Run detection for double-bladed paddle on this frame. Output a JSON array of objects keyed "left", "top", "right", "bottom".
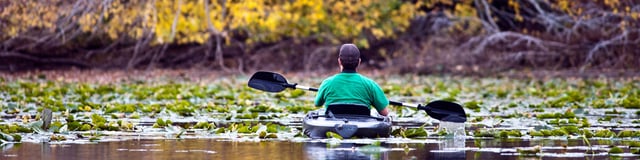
[{"left": 248, "top": 71, "right": 467, "bottom": 123}]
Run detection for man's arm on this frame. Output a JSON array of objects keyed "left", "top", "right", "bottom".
[
  {"left": 314, "top": 92, "right": 324, "bottom": 106},
  {"left": 370, "top": 81, "right": 390, "bottom": 116},
  {"left": 314, "top": 80, "right": 327, "bottom": 107}
]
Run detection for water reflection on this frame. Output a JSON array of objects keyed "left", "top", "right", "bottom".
[
  {"left": 431, "top": 138, "right": 466, "bottom": 160},
  {"left": 1, "top": 139, "right": 306, "bottom": 160},
  {"left": 303, "top": 142, "right": 388, "bottom": 160},
  {"left": 302, "top": 136, "right": 468, "bottom": 160},
  {"left": 1, "top": 137, "right": 621, "bottom": 160},
  {"left": 1, "top": 143, "right": 17, "bottom": 152},
  {"left": 431, "top": 121, "right": 467, "bottom": 160}
]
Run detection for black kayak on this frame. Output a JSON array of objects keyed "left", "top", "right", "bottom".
[{"left": 302, "top": 104, "right": 392, "bottom": 139}]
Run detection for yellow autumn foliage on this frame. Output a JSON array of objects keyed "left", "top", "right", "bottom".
[
  {"left": 1, "top": 0, "right": 422, "bottom": 48},
  {"left": 1, "top": 0, "right": 637, "bottom": 48},
  {"left": 1, "top": 1, "right": 61, "bottom": 36}
]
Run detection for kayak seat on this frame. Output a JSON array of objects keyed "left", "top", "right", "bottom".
[{"left": 326, "top": 103, "right": 370, "bottom": 116}]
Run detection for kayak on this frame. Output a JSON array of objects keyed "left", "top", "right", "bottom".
[
  {"left": 302, "top": 104, "right": 392, "bottom": 139},
  {"left": 303, "top": 111, "right": 392, "bottom": 138}
]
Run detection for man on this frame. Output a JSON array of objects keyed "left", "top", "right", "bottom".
[{"left": 314, "top": 44, "right": 390, "bottom": 116}]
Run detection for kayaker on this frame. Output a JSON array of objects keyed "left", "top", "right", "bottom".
[{"left": 314, "top": 44, "right": 390, "bottom": 116}]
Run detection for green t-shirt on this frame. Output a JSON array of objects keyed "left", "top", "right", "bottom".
[{"left": 314, "top": 71, "right": 389, "bottom": 112}]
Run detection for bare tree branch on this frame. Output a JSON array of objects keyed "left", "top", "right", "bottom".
[
  {"left": 474, "top": 0, "right": 499, "bottom": 33},
  {"left": 149, "top": 0, "right": 182, "bottom": 69},
  {"left": 585, "top": 29, "right": 640, "bottom": 66},
  {"left": 204, "top": 0, "right": 229, "bottom": 71},
  {"left": 462, "top": 31, "right": 565, "bottom": 54}
]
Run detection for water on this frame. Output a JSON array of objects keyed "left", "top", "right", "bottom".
[
  {"left": 1, "top": 116, "right": 636, "bottom": 160},
  {"left": 2, "top": 139, "right": 300, "bottom": 160},
  {"left": 0, "top": 118, "right": 634, "bottom": 160},
  {"left": 3, "top": 138, "right": 628, "bottom": 160},
  {"left": 1, "top": 139, "right": 456, "bottom": 160}
]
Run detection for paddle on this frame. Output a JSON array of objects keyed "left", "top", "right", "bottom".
[{"left": 248, "top": 71, "right": 467, "bottom": 123}]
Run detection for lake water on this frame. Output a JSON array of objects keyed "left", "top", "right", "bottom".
[
  {"left": 2, "top": 137, "right": 628, "bottom": 160},
  {"left": 1, "top": 138, "right": 465, "bottom": 160}
]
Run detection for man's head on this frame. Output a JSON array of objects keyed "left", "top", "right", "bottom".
[{"left": 338, "top": 44, "right": 361, "bottom": 70}]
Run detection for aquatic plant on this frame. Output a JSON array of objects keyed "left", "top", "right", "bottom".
[
  {"left": 275, "top": 89, "right": 306, "bottom": 99},
  {"left": 580, "top": 118, "right": 591, "bottom": 127},
  {"left": 502, "top": 130, "right": 522, "bottom": 138},
  {"left": 50, "top": 134, "right": 66, "bottom": 141},
  {"left": 529, "top": 130, "right": 545, "bottom": 137},
  {"left": 167, "top": 100, "right": 195, "bottom": 116},
  {"left": 473, "top": 130, "right": 495, "bottom": 138},
  {"left": 464, "top": 100, "right": 482, "bottom": 112},
  {"left": 285, "top": 105, "right": 317, "bottom": 113},
  {"left": 621, "top": 96, "right": 640, "bottom": 109},
  {"left": 89, "top": 114, "right": 106, "bottom": 126},
  {"left": 193, "top": 121, "right": 215, "bottom": 129},
  {"left": 617, "top": 130, "right": 640, "bottom": 138},
  {"left": 259, "top": 131, "right": 278, "bottom": 139},
  {"left": 594, "top": 129, "right": 616, "bottom": 138},
  {"left": 517, "top": 145, "right": 541, "bottom": 155},
  {"left": 236, "top": 112, "right": 259, "bottom": 119},
  {"left": 470, "top": 117, "right": 485, "bottom": 122},
  {"left": 608, "top": 146, "right": 624, "bottom": 154},
  {"left": 625, "top": 141, "right": 640, "bottom": 148},
  {"left": 153, "top": 118, "right": 173, "bottom": 128},
  {"left": 265, "top": 123, "right": 282, "bottom": 133},
  {"left": 215, "top": 127, "right": 227, "bottom": 134},
  {"left": 325, "top": 131, "right": 343, "bottom": 140},
  {"left": 129, "top": 112, "right": 141, "bottom": 119},
  {"left": 536, "top": 110, "right": 575, "bottom": 119},
  {"left": 551, "top": 129, "right": 569, "bottom": 136},
  {"left": 391, "top": 128, "right": 428, "bottom": 138},
  {"left": 604, "top": 109, "right": 624, "bottom": 115},
  {"left": 0, "top": 124, "right": 32, "bottom": 133},
  {"left": 0, "top": 131, "right": 21, "bottom": 142},
  {"left": 235, "top": 125, "right": 253, "bottom": 134},
  {"left": 582, "top": 129, "right": 594, "bottom": 138},
  {"left": 560, "top": 126, "right": 580, "bottom": 135}
]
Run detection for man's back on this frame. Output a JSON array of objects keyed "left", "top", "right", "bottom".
[{"left": 314, "top": 72, "right": 388, "bottom": 113}]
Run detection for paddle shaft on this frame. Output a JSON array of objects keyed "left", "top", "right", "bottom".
[{"left": 294, "top": 85, "right": 422, "bottom": 108}]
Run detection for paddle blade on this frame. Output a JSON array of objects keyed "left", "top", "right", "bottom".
[
  {"left": 423, "top": 100, "right": 467, "bottom": 123},
  {"left": 248, "top": 71, "right": 289, "bottom": 92}
]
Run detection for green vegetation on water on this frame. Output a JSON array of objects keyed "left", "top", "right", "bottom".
[{"left": 1, "top": 75, "right": 639, "bottom": 155}]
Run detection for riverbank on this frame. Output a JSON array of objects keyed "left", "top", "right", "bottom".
[{"left": 1, "top": 68, "right": 638, "bottom": 85}]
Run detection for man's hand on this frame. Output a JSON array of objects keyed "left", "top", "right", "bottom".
[{"left": 378, "top": 108, "right": 389, "bottom": 116}]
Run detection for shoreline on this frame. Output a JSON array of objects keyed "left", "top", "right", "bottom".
[{"left": 1, "top": 68, "right": 638, "bottom": 84}]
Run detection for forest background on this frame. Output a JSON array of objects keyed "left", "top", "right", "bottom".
[{"left": 1, "top": 0, "right": 638, "bottom": 77}]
